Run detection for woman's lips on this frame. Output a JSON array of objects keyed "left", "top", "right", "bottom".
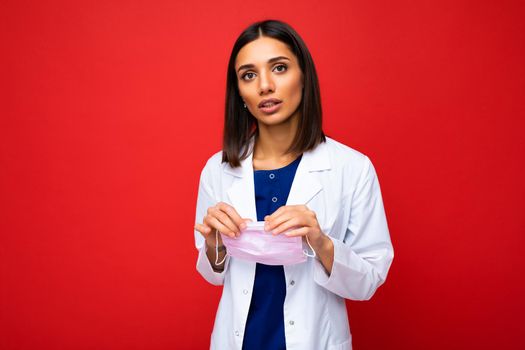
[{"left": 258, "top": 101, "right": 282, "bottom": 114}]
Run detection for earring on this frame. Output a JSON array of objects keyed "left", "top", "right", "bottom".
[{"left": 243, "top": 103, "right": 247, "bottom": 108}]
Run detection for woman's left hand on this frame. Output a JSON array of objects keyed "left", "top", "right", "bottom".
[{"left": 264, "top": 205, "right": 323, "bottom": 244}]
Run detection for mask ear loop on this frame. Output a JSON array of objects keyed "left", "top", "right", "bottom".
[
  {"left": 215, "top": 230, "right": 226, "bottom": 265},
  {"left": 303, "top": 235, "right": 317, "bottom": 258}
]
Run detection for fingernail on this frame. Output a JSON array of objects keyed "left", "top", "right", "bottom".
[{"left": 240, "top": 222, "right": 247, "bottom": 230}]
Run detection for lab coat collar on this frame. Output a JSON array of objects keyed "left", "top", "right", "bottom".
[
  {"left": 224, "top": 138, "right": 330, "bottom": 220},
  {"left": 223, "top": 137, "right": 331, "bottom": 177}
]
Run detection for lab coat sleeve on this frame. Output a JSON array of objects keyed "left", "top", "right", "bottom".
[
  {"left": 194, "top": 161, "right": 231, "bottom": 286},
  {"left": 313, "top": 156, "right": 394, "bottom": 300}
]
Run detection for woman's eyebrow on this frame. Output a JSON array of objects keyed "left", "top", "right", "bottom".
[{"left": 237, "top": 56, "right": 291, "bottom": 73}]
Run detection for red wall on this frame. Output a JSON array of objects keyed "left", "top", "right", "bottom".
[{"left": 1, "top": 0, "right": 524, "bottom": 349}]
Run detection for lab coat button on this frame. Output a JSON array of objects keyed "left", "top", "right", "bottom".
[
  {"left": 235, "top": 330, "right": 239, "bottom": 336},
  {"left": 269, "top": 173, "right": 275, "bottom": 179},
  {"left": 289, "top": 320, "right": 294, "bottom": 326},
  {"left": 290, "top": 280, "right": 295, "bottom": 286},
  {"left": 272, "top": 197, "right": 278, "bottom": 203},
  {"left": 243, "top": 289, "right": 248, "bottom": 295}
]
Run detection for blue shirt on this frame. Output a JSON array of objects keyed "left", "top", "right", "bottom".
[{"left": 242, "top": 155, "right": 302, "bottom": 350}]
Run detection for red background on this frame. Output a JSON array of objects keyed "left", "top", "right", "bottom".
[{"left": 1, "top": 0, "right": 524, "bottom": 349}]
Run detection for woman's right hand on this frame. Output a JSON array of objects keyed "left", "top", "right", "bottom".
[{"left": 194, "top": 202, "right": 251, "bottom": 247}]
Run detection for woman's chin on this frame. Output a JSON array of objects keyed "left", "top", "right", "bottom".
[{"left": 255, "top": 113, "right": 294, "bottom": 127}]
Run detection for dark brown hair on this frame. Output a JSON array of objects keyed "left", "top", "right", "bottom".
[{"left": 222, "top": 19, "right": 325, "bottom": 167}]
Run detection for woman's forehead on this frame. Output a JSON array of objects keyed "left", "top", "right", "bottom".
[{"left": 235, "top": 37, "right": 296, "bottom": 68}]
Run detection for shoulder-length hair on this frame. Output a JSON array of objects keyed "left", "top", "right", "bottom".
[{"left": 222, "top": 19, "right": 325, "bottom": 167}]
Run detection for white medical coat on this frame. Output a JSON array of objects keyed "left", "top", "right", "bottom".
[{"left": 194, "top": 137, "right": 394, "bottom": 350}]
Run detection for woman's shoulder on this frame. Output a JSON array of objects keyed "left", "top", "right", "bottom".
[
  {"left": 323, "top": 136, "right": 371, "bottom": 166},
  {"left": 321, "top": 136, "right": 378, "bottom": 184},
  {"left": 197, "top": 150, "right": 225, "bottom": 189},
  {"left": 201, "top": 150, "right": 224, "bottom": 173}
]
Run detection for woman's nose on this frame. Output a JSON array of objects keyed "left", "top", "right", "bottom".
[{"left": 258, "top": 71, "right": 275, "bottom": 95}]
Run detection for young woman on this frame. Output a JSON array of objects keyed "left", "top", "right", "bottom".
[{"left": 193, "top": 20, "right": 394, "bottom": 350}]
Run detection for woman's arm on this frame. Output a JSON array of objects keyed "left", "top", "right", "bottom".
[
  {"left": 308, "top": 234, "right": 334, "bottom": 275},
  {"left": 312, "top": 156, "right": 394, "bottom": 300},
  {"left": 194, "top": 161, "right": 230, "bottom": 285},
  {"left": 194, "top": 158, "right": 248, "bottom": 283}
]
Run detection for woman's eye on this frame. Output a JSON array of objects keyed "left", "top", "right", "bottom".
[
  {"left": 242, "top": 72, "right": 255, "bottom": 81},
  {"left": 273, "top": 64, "right": 287, "bottom": 72}
]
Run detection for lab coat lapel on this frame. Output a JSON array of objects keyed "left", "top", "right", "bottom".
[
  {"left": 225, "top": 151, "right": 258, "bottom": 221},
  {"left": 287, "top": 141, "right": 330, "bottom": 206}
]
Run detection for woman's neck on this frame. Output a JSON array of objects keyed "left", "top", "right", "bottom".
[{"left": 252, "top": 115, "right": 300, "bottom": 170}]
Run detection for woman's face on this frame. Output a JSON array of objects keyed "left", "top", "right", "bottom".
[{"left": 235, "top": 36, "right": 304, "bottom": 127}]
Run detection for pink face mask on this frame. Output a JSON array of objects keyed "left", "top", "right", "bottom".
[{"left": 218, "top": 221, "right": 316, "bottom": 266}]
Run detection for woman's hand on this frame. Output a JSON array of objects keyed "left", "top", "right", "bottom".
[
  {"left": 264, "top": 205, "right": 324, "bottom": 247},
  {"left": 265, "top": 205, "right": 334, "bottom": 274},
  {"left": 194, "top": 202, "right": 251, "bottom": 247}
]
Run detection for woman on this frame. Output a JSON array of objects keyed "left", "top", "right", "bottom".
[{"left": 194, "top": 19, "right": 394, "bottom": 350}]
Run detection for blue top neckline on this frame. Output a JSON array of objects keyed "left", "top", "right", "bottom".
[{"left": 253, "top": 154, "right": 302, "bottom": 173}]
